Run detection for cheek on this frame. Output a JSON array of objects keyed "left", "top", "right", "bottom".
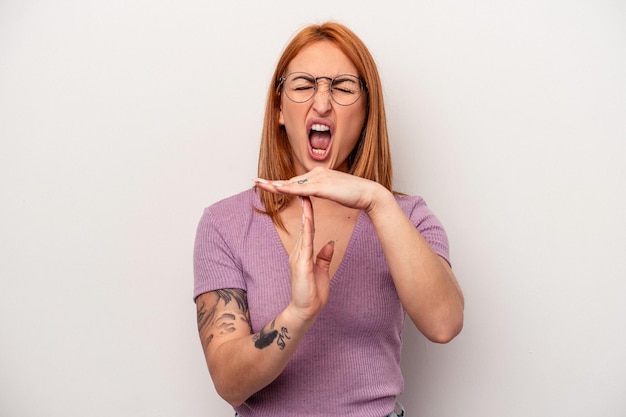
[
  {"left": 280, "top": 113, "right": 304, "bottom": 149},
  {"left": 345, "top": 106, "right": 367, "bottom": 136},
  {"left": 279, "top": 101, "right": 302, "bottom": 128}
]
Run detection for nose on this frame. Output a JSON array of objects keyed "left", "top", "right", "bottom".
[{"left": 312, "top": 80, "right": 333, "bottom": 114}]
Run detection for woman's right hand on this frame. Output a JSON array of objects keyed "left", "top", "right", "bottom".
[
  {"left": 288, "top": 196, "right": 335, "bottom": 322},
  {"left": 196, "top": 196, "right": 335, "bottom": 406}
]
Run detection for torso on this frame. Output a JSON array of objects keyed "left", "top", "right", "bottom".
[{"left": 193, "top": 188, "right": 449, "bottom": 416}]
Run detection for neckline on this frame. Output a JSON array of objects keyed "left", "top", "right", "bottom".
[{"left": 259, "top": 197, "right": 364, "bottom": 285}]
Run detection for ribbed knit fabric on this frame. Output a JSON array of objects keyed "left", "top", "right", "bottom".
[{"left": 193, "top": 188, "right": 450, "bottom": 417}]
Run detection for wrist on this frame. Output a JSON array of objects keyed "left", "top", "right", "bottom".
[
  {"left": 284, "top": 302, "right": 319, "bottom": 330},
  {"left": 365, "top": 185, "right": 395, "bottom": 218}
]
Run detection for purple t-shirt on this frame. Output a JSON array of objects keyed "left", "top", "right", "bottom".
[{"left": 194, "top": 188, "right": 449, "bottom": 417}]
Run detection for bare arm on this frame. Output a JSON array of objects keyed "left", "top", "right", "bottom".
[
  {"left": 255, "top": 167, "right": 464, "bottom": 343},
  {"left": 366, "top": 187, "right": 464, "bottom": 343},
  {"left": 196, "top": 289, "right": 311, "bottom": 406},
  {"left": 196, "top": 197, "right": 334, "bottom": 406}
]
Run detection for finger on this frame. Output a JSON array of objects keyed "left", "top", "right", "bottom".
[
  {"left": 301, "top": 195, "right": 314, "bottom": 231},
  {"left": 256, "top": 174, "right": 314, "bottom": 190},
  {"left": 290, "top": 173, "right": 312, "bottom": 186},
  {"left": 315, "top": 241, "right": 335, "bottom": 273},
  {"left": 298, "top": 196, "right": 314, "bottom": 262},
  {"left": 253, "top": 178, "right": 286, "bottom": 194}
]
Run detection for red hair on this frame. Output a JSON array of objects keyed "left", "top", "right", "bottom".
[{"left": 257, "top": 22, "right": 392, "bottom": 229}]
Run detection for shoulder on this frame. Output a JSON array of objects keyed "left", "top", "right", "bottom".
[
  {"left": 194, "top": 190, "right": 262, "bottom": 299},
  {"left": 394, "top": 193, "right": 442, "bottom": 226},
  {"left": 196, "top": 188, "right": 262, "bottom": 237},
  {"left": 204, "top": 188, "right": 261, "bottom": 215},
  {"left": 394, "top": 193, "right": 450, "bottom": 262},
  {"left": 201, "top": 188, "right": 261, "bottom": 222},
  {"left": 394, "top": 193, "right": 429, "bottom": 218}
]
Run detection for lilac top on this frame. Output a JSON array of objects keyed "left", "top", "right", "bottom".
[{"left": 193, "top": 188, "right": 450, "bottom": 417}]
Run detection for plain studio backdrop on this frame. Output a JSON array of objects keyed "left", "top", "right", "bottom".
[{"left": 1, "top": 1, "right": 625, "bottom": 416}]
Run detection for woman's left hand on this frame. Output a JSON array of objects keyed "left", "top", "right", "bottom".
[
  {"left": 256, "top": 167, "right": 464, "bottom": 343},
  {"left": 254, "top": 167, "right": 387, "bottom": 212}
]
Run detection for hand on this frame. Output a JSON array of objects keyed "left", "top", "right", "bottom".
[
  {"left": 254, "top": 167, "right": 388, "bottom": 212},
  {"left": 288, "top": 196, "right": 335, "bottom": 321}
]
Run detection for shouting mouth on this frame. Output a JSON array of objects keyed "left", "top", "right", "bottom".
[{"left": 308, "top": 123, "right": 332, "bottom": 160}]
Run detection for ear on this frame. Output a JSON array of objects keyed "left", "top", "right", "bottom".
[{"left": 279, "top": 107, "right": 284, "bottom": 126}]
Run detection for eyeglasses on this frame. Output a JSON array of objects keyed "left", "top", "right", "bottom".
[{"left": 279, "top": 72, "right": 366, "bottom": 106}]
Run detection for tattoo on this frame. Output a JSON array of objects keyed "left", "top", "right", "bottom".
[
  {"left": 196, "top": 289, "right": 252, "bottom": 351},
  {"left": 196, "top": 299, "right": 216, "bottom": 351},
  {"left": 253, "top": 320, "right": 290, "bottom": 350},
  {"left": 253, "top": 327, "right": 278, "bottom": 349},
  {"left": 276, "top": 326, "right": 291, "bottom": 350},
  {"left": 215, "top": 289, "right": 249, "bottom": 313},
  {"left": 196, "top": 289, "right": 290, "bottom": 352},
  {"left": 216, "top": 313, "right": 237, "bottom": 335}
]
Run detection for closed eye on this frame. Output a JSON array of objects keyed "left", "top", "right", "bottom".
[
  {"left": 333, "top": 86, "right": 355, "bottom": 94},
  {"left": 290, "top": 74, "right": 316, "bottom": 91},
  {"left": 332, "top": 78, "right": 358, "bottom": 94}
]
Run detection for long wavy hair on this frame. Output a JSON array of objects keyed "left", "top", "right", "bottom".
[{"left": 257, "top": 22, "right": 393, "bottom": 229}]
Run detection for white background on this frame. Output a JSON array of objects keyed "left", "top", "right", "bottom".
[{"left": 1, "top": 1, "right": 625, "bottom": 416}]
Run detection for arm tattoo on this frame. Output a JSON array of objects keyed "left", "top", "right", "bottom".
[
  {"left": 252, "top": 319, "right": 291, "bottom": 350},
  {"left": 215, "top": 288, "right": 249, "bottom": 312},
  {"left": 196, "top": 299, "right": 216, "bottom": 350},
  {"left": 253, "top": 323, "right": 278, "bottom": 349},
  {"left": 276, "top": 326, "right": 291, "bottom": 350},
  {"left": 196, "top": 289, "right": 252, "bottom": 351}
]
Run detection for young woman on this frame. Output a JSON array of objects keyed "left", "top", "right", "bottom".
[{"left": 194, "top": 21, "right": 464, "bottom": 417}]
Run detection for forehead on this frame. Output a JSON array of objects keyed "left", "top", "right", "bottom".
[{"left": 286, "top": 40, "right": 358, "bottom": 76}]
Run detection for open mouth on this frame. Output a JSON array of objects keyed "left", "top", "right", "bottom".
[{"left": 308, "top": 123, "right": 332, "bottom": 159}]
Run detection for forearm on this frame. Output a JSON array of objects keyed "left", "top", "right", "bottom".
[
  {"left": 200, "top": 198, "right": 333, "bottom": 405},
  {"left": 207, "top": 304, "right": 314, "bottom": 406},
  {"left": 366, "top": 187, "right": 464, "bottom": 343}
]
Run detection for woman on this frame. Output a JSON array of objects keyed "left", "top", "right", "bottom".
[{"left": 194, "top": 21, "right": 464, "bottom": 417}]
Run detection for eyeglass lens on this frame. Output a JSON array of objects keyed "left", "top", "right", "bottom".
[{"left": 283, "top": 72, "right": 363, "bottom": 106}]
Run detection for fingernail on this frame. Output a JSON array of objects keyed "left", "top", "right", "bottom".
[
  {"left": 271, "top": 182, "right": 284, "bottom": 187},
  {"left": 253, "top": 177, "right": 269, "bottom": 184}
]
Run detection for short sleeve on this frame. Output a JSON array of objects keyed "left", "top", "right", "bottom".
[
  {"left": 404, "top": 195, "right": 451, "bottom": 266},
  {"left": 193, "top": 207, "right": 247, "bottom": 301}
]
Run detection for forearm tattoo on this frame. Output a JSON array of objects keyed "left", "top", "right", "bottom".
[
  {"left": 253, "top": 319, "right": 291, "bottom": 350},
  {"left": 196, "top": 289, "right": 252, "bottom": 351},
  {"left": 196, "top": 289, "right": 290, "bottom": 352}
]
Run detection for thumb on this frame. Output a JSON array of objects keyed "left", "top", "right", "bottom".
[{"left": 315, "top": 240, "right": 335, "bottom": 272}]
